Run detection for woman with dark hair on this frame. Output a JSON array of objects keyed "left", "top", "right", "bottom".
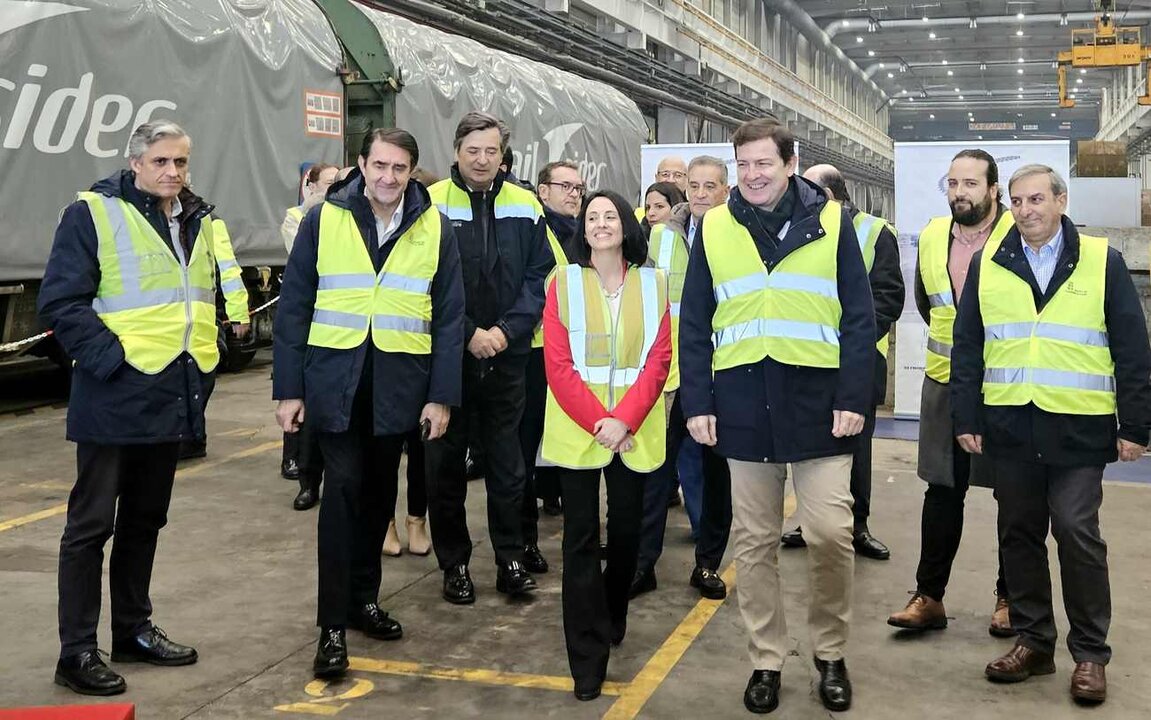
[
  {"left": 640, "top": 182, "right": 687, "bottom": 236},
  {"left": 541, "top": 190, "right": 672, "bottom": 700}
]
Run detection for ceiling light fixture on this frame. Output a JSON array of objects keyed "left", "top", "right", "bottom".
[
  {"left": 1016, "top": 12, "right": 1025, "bottom": 20},
  {"left": 887, "top": 72, "right": 894, "bottom": 78},
  {"left": 969, "top": 18, "right": 978, "bottom": 29},
  {"left": 1060, "top": 14, "right": 1068, "bottom": 26},
  {"left": 942, "top": 59, "right": 949, "bottom": 65},
  {"left": 929, "top": 31, "right": 936, "bottom": 39},
  {"left": 868, "top": 49, "right": 876, "bottom": 56},
  {"left": 1018, "top": 57, "right": 1025, "bottom": 63},
  {"left": 958, "top": 95, "right": 965, "bottom": 100},
  {"left": 856, "top": 36, "right": 864, "bottom": 43},
  {"left": 1051, "top": 112, "right": 1057, "bottom": 117},
  {"left": 1016, "top": 29, "right": 1024, "bottom": 36},
  {"left": 1018, "top": 68, "right": 1024, "bottom": 74},
  {"left": 947, "top": 70, "right": 954, "bottom": 76},
  {"left": 929, "top": 113, "right": 935, "bottom": 119}
]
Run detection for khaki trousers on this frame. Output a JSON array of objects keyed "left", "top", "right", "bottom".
[{"left": 729, "top": 454, "right": 854, "bottom": 670}]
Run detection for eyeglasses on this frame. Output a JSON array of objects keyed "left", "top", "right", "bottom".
[
  {"left": 544, "top": 181, "right": 586, "bottom": 196},
  {"left": 657, "top": 170, "right": 687, "bottom": 180}
]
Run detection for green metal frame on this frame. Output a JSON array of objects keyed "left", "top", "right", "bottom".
[{"left": 314, "top": 0, "right": 401, "bottom": 165}]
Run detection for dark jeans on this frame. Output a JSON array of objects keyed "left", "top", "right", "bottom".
[
  {"left": 995, "top": 460, "right": 1110, "bottom": 663},
  {"left": 315, "top": 376, "right": 405, "bottom": 628},
  {"left": 59, "top": 442, "right": 180, "bottom": 658},
  {"left": 519, "top": 348, "right": 560, "bottom": 544},
  {"left": 404, "top": 427, "right": 427, "bottom": 517},
  {"left": 915, "top": 440, "right": 1007, "bottom": 602},
  {"left": 637, "top": 393, "right": 731, "bottom": 574},
  {"left": 426, "top": 355, "right": 528, "bottom": 569},
  {"left": 560, "top": 456, "right": 646, "bottom": 683},
  {"left": 849, "top": 409, "right": 877, "bottom": 532}
]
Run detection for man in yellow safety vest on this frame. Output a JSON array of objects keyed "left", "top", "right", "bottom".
[
  {"left": 952, "top": 164, "right": 1150, "bottom": 704},
  {"left": 39, "top": 120, "right": 215, "bottom": 696}
]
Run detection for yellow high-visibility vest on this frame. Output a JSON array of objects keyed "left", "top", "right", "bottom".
[
  {"left": 210, "top": 218, "right": 249, "bottom": 324},
  {"left": 648, "top": 222, "right": 690, "bottom": 390},
  {"left": 917, "top": 211, "right": 1015, "bottom": 383},
  {"left": 852, "top": 210, "right": 895, "bottom": 358},
  {"left": 979, "top": 233, "right": 1115, "bottom": 414},
  {"left": 542, "top": 264, "right": 668, "bottom": 473},
  {"left": 307, "top": 202, "right": 440, "bottom": 354},
  {"left": 80, "top": 191, "right": 219, "bottom": 374},
  {"left": 532, "top": 224, "right": 570, "bottom": 349},
  {"left": 703, "top": 201, "right": 844, "bottom": 370}
]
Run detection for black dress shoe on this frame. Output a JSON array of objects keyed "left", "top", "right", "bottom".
[
  {"left": 780, "top": 526, "right": 807, "bottom": 548},
  {"left": 852, "top": 530, "right": 891, "bottom": 560},
  {"left": 574, "top": 677, "right": 602, "bottom": 701},
  {"left": 111, "top": 626, "right": 197, "bottom": 666},
  {"left": 281, "top": 458, "right": 300, "bottom": 480},
  {"left": 348, "top": 603, "right": 403, "bottom": 641},
  {"left": 690, "top": 566, "right": 727, "bottom": 599},
  {"left": 541, "top": 497, "right": 563, "bottom": 516},
  {"left": 814, "top": 657, "right": 852, "bottom": 711},
  {"left": 628, "top": 568, "right": 657, "bottom": 599},
  {"left": 496, "top": 561, "right": 538, "bottom": 595},
  {"left": 55, "top": 651, "right": 126, "bottom": 696},
  {"left": 523, "top": 544, "right": 548, "bottom": 574},
  {"left": 443, "top": 565, "right": 476, "bottom": 604},
  {"left": 293, "top": 485, "right": 318, "bottom": 511},
  {"left": 743, "top": 669, "right": 781, "bottom": 713},
  {"left": 313, "top": 627, "right": 349, "bottom": 679}
]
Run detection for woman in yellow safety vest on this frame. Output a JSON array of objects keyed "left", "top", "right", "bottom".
[
  {"left": 281, "top": 163, "right": 339, "bottom": 255},
  {"left": 541, "top": 190, "right": 672, "bottom": 701},
  {"left": 639, "top": 181, "right": 686, "bottom": 237}
]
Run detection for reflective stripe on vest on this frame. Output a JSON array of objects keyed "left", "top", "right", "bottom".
[
  {"left": 917, "top": 211, "right": 1015, "bottom": 383},
  {"left": 648, "top": 222, "right": 690, "bottom": 390},
  {"left": 211, "top": 218, "right": 250, "bottom": 323},
  {"left": 852, "top": 210, "right": 895, "bottom": 358},
  {"left": 979, "top": 233, "right": 1116, "bottom": 415},
  {"left": 80, "top": 192, "right": 219, "bottom": 374},
  {"left": 428, "top": 178, "right": 542, "bottom": 227},
  {"left": 307, "top": 202, "right": 440, "bottom": 354},
  {"left": 532, "top": 224, "right": 571, "bottom": 349},
  {"left": 703, "top": 201, "right": 844, "bottom": 370},
  {"left": 541, "top": 265, "right": 668, "bottom": 473}
]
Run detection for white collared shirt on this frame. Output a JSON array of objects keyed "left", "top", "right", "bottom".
[
  {"left": 370, "top": 188, "right": 405, "bottom": 247},
  {"left": 166, "top": 196, "right": 186, "bottom": 266}
]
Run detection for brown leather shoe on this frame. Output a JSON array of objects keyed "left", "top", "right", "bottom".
[
  {"left": 1070, "top": 661, "right": 1106, "bottom": 704},
  {"left": 988, "top": 595, "right": 1016, "bottom": 638},
  {"left": 887, "top": 592, "right": 947, "bottom": 630},
  {"left": 985, "top": 644, "right": 1056, "bottom": 683}
]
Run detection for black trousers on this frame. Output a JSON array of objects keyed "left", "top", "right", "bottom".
[
  {"left": 995, "top": 460, "right": 1110, "bottom": 663},
  {"left": 848, "top": 409, "right": 877, "bottom": 532},
  {"left": 560, "top": 457, "right": 646, "bottom": 683},
  {"left": 58, "top": 442, "right": 180, "bottom": 658},
  {"left": 637, "top": 393, "right": 731, "bottom": 573},
  {"left": 426, "top": 355, "right": 528, "bottom": 569},
  {"left": 916, "top": 440, "right": 1007, "bottom": 602},
  {"left": 404, "top": 427, "right": 427, "bottom": 518},
  {"left": 519, "top": 348, "right": 560, "bottom": 544},
  {"left": 283, "top": 417, "right": 325, "bottom": 484},
  {"left": 315, "top": 376, "right": 404, "bottom": 628}
]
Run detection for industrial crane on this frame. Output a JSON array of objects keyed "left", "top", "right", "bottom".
[{"left": 1056, "top": 0, "right": 1151, "bottom": 108}]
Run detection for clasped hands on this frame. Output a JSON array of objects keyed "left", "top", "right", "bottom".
[
  {"left": 467, "top": 326, "right": 508, "bottom": 359},
  {"left": 594, "top": 417, "right": 634, "bottom": 453}
]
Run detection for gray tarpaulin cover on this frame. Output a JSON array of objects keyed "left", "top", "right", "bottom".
[
  {"left": 358, "top": 6, "right": 646, "bottom": 200},
  {"left": 0, "top": 0, "right": 644, "bottom": 279},
  {"left": 0, "top": 0, "right": 342, "bottom": 278}
]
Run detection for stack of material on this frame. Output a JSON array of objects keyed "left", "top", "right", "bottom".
[
  {"left": 1076, "top": 140, "right": 1128, "bottom": 177},
  {"left": 1141, "top": 190, "right": 1151, "bottom": 227}
]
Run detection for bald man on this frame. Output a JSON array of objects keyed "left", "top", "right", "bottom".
[
  {"left": 655, "top": 155, "right": 689, "bottom": 193},
  {"left": 783, "top": 164, "right": 905, "bottom": 560}
]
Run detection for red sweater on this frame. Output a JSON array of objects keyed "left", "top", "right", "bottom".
[{"left": 543, "top": 270, "right": 672, "bottom": 435}]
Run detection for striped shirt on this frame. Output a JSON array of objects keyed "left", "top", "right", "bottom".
[{"left": 1022, "top": 227, "right": 1064, "bottom": 294}]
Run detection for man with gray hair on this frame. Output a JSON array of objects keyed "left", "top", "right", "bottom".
[
  {"left": 426, "top": 111, "right": 553, "bottom": 604},
  {"left": 632, "top": 153, "right": 733, "bottom": 602},
  {"left": 951, "top": 164, "right": 1151, "bottom": 704},
  {"left": 39, "top": 120, "right": 214, "bottom": 695}
]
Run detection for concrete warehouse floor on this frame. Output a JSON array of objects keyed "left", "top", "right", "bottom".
[{"left": 0, "top": 359, "right": 1148, "bottom": 720}]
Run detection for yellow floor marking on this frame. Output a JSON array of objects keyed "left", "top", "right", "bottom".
[
  {"left": 0, "top": 440, "right": 282, "bottom": 534},
  {"left": 602, "top": 562, "right": 737, "bottom": 719},
  {"left": 348, "top": 657, "right": 626, "bottom": 696},
  {"left": 273, "top": 702, "right": 346, "bottom": 716}
]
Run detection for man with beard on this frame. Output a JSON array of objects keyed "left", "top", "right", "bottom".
[{"left": 887, "top": 149, "right": 1016, "bottom": 638}]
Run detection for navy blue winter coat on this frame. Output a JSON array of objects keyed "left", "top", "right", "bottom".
[
  {"left": 37, "top": 170, "right": 216, "bottom": 445},
  {"left": 678, "top": 177, "right": 876, "bottom": 463},
  {"left": 272, "top": 173, "right": 464, "bottom": 435}
]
